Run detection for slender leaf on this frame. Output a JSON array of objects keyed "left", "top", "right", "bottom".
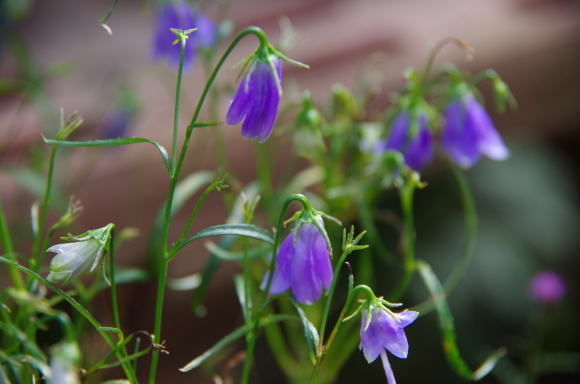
[
  {"left": 278, "top": 296, "right": 320, "bottom": 365},
  {"left": 204, "top": 241, "right": 270, "bottom": 262},
  {"left": 179, "top": 314, "right": 296, "bottom": 372},
  {"left": 175, "top": 224, "right": 273, "bottom": 254},
  {"left": 417, "top": 260, "right": 506, "bottom": 381},
  {"left": 191, "top": 183, "right": 261, "bottom": 315},
  {"left": 233, "top": 274, "right": 248, "bottom": 320},
  {"left": 42, "top": 137, "right": 171, "bottom": 173}
]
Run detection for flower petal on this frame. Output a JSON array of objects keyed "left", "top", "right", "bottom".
[
  {"left": 404, "top": 116, "right": 434, "bottom": 171},
  {"left": 360, "top": 309, "right": 389, "bottom": 363},
  {"left": 381, "top": 112, "right": 410, "bottom": 152},
  {"left": 441, "top": 99, "right": 481, "bottom": 168},
  {"left": 261, "top": 233, "right": 294, "bottom": 294},
  {"left": 465, "top": 95, "right": 510, "bottom": 161},
  {"left": 290, "top": 223, "right": 324, "bottom": 305},
  {"left": 226, "top": 74, "right": 256, "bottom": 126}
]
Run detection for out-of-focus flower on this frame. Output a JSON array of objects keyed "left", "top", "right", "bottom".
[
  {"left": 46, "top": 224, "right": 113, "bottom": 284},
  {"left": 441, "top": 92, "right": 509, "bottom": 169},
  {"left": 528, "top": 270, "right": 566, "bottom": 304},
  {"left": 152, "top": 0, "right": 217, "bottom": 71},
  {"left": 360, "top": 307, "right": 419, "bottom": 384},
  {"left": 261, "top": 219, "right": 332, "bottom": 305},
  {"left": 98, "top": 107, "right": 133, "bottom": 139},
  {"left": 375, "top": 112, "right": 434, "bottom": 171},
  {"left": 48, "top": 342, "right": 81, "bottom": 384},
  {"left": 226, "top": 55, "right": 282, "bottom": 143}
]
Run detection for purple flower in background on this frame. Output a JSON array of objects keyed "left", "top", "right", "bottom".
[
  {"left": 261, "top": 221, "right": 332, "bottom": 305},
  {"left": 360, "top": 308, "right": 419, "bottom": 384},
  {"left": 441, "top": 92, "right": 509, "bottom": 169},
  {"left": 152, "top": 0, "right": 217, "bottom": 71},
  {"left": 98, "top": 108, "right": 133, "bottom": 139},
  {"left": 376, "top": 112, "right": 434, "bottom": 171},
  {"left": 529, "top": 270, "right": 566, "bottom": 304},
  {"left": 226, "top": 57, "right": 282, "bottom": 143}
]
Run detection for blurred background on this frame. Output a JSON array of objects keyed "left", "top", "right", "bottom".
[{"left": 1, "top": 0, "right": 579, "bottom": 383}]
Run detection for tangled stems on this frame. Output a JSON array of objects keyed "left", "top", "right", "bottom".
[{"left": 149, "top": 27, "right": 274, "bottom": 384}]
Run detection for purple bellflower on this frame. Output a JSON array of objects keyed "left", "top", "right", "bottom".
[
  {"left": 528, "top": 270, "right": 566, "bottom": 304},
  {"left": 376, "top": 112, "right": 434, "bottom": 171},
  {"left": 226, "top": 56, "right": 282, "bottom": 143},
  {"left": 261, "top": 220, "right": 332, "bottom": 305},
  {"left": 441, "top": 92, "right": 509, "bottom": 169},
  {"left": 360, "top": 307, "right": 419, "bottom": 384},
  {"left": 152, "top": 0, "right": 217, "bottom": 71}
]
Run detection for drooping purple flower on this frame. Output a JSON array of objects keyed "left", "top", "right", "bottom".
[
  {"left": 226, "top": 57, "right": 282, "bottom": 143},
  {"left": 376, "top": 112, "right": 434, "bottom": 171},
  {"left": 528, "top": 270, "right": 566, "bottom": 304},
  {"left": 152, "top": 1, "right": 217, "bottom": 71},
  {"left": 441, "top": 92, "right": 509, "bottom": 169},
  {"left": 360, "top": 308, "right": 419, "bottom": 384},
  {"left": 261, "top": 221, "right": 332, "bottom": 305}
]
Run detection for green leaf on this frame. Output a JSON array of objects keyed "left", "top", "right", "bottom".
[
  {"left": 277, "top": 296, "right": 320, "bottom": 365},
  {"left": 174, "top": 224, "right": 273, "bottom": 256},
  {"left": 233, "top": 274, "right": 249, "bottom": 319},
  {"left": 204, "top": 241, "right": 270, "bottom": 262},
  {"left": 417, "top": 260, "right": 506, "bottom": 381},
  {"left": 42, "top": 137, "right": 171, "bottom": 174},
  {"left": 179, "top": 314, "right": 296, "bottom": 372}
]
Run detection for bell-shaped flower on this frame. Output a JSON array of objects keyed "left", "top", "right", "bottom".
[
  {"left": 376, "top": 112, "right": 434, "bottom": 171},
  {"left": 226, "top": 55, "right": 282, "bottom": 143},
  {"left": 441, "top": 92, "right": 509, "bottom": 169},
  {"left": 261, "top": 219, "right": 332, "bottom": 305},
  {"left": 360, "top": 307, "right": 419, "bottom": 384},
  {"left": 46, "top": 224, "right": 113, "bottom": 284},
  {"left": 152, "top": 0, "right": 217, "bottom": 71}
]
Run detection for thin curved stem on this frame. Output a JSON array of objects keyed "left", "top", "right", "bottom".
[
  {"left": 388, "top": 179, "right": 416, "bottom": 302},
  {"left": 31, "top": 146, "right": 58, "bottom": 274}
]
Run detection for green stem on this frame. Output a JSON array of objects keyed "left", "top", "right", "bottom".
[
  {"left": 418, "top": 37, "right": 471, "bottom": 87},
  {"left": 149, "top": 31, "right": 188, "bottom": 384},
  {"left": 171, "top": 37, "right": 186, "bottom": 169},
  {"left": 0, "top": 194, "right": 24, "bottom": 289},
  {"left": 413, "top": 163, "right": 477, "bottom": 315},
  {"left": 388, "top": 179, "right": 416, "bottom": 302},
  {"left": 310, "top": 285, "right": 374, "bottom": 383},
  {"left": 31, "top": 146, "right": 58, "bottom": 274},
  {"left": 317, "top": 247, "right": 353, "bottom": 354}
]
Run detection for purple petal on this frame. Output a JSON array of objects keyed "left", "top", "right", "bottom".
[
  {"left": 261, "top": 233, "right": 294, "bottom": 294},
  {"left": 240, "top": 61, "right": 280, "bottom": 142},
  {"left": 226, "top": 75, "right": 255, "bottom": 125},
  {"left": 192, "top": 10, "right": 217, "bottom": 48},
  {"left": 152, "top": 1, "right": 197, "bottom": 70},
  {"left": 404, "top": 116, "right": 434, "bottom": 171},
  {"left": 465, "top": 95, "right": 510, "bottom": 161},
  {"left": 380, "top": 350, "right": 397, "bottom": 384},
  {"left": 441, "top": 99, "right": 481, "bottom": 168},
  {"left": 290, "top": 223, "right": 326, "bottom": 305},
  {"left": 360, "top": 309, "right": 389, "bottom": 363},
  {"left": 394, "top": 309, "right": 419, "bottom": 328},
  {"left": 384, "top": 112, "right": 410, "bottom": 152}
]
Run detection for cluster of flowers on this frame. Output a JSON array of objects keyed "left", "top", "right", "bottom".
[{"left": 375, "top": 91, "right": 509, "bottom": 172}]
